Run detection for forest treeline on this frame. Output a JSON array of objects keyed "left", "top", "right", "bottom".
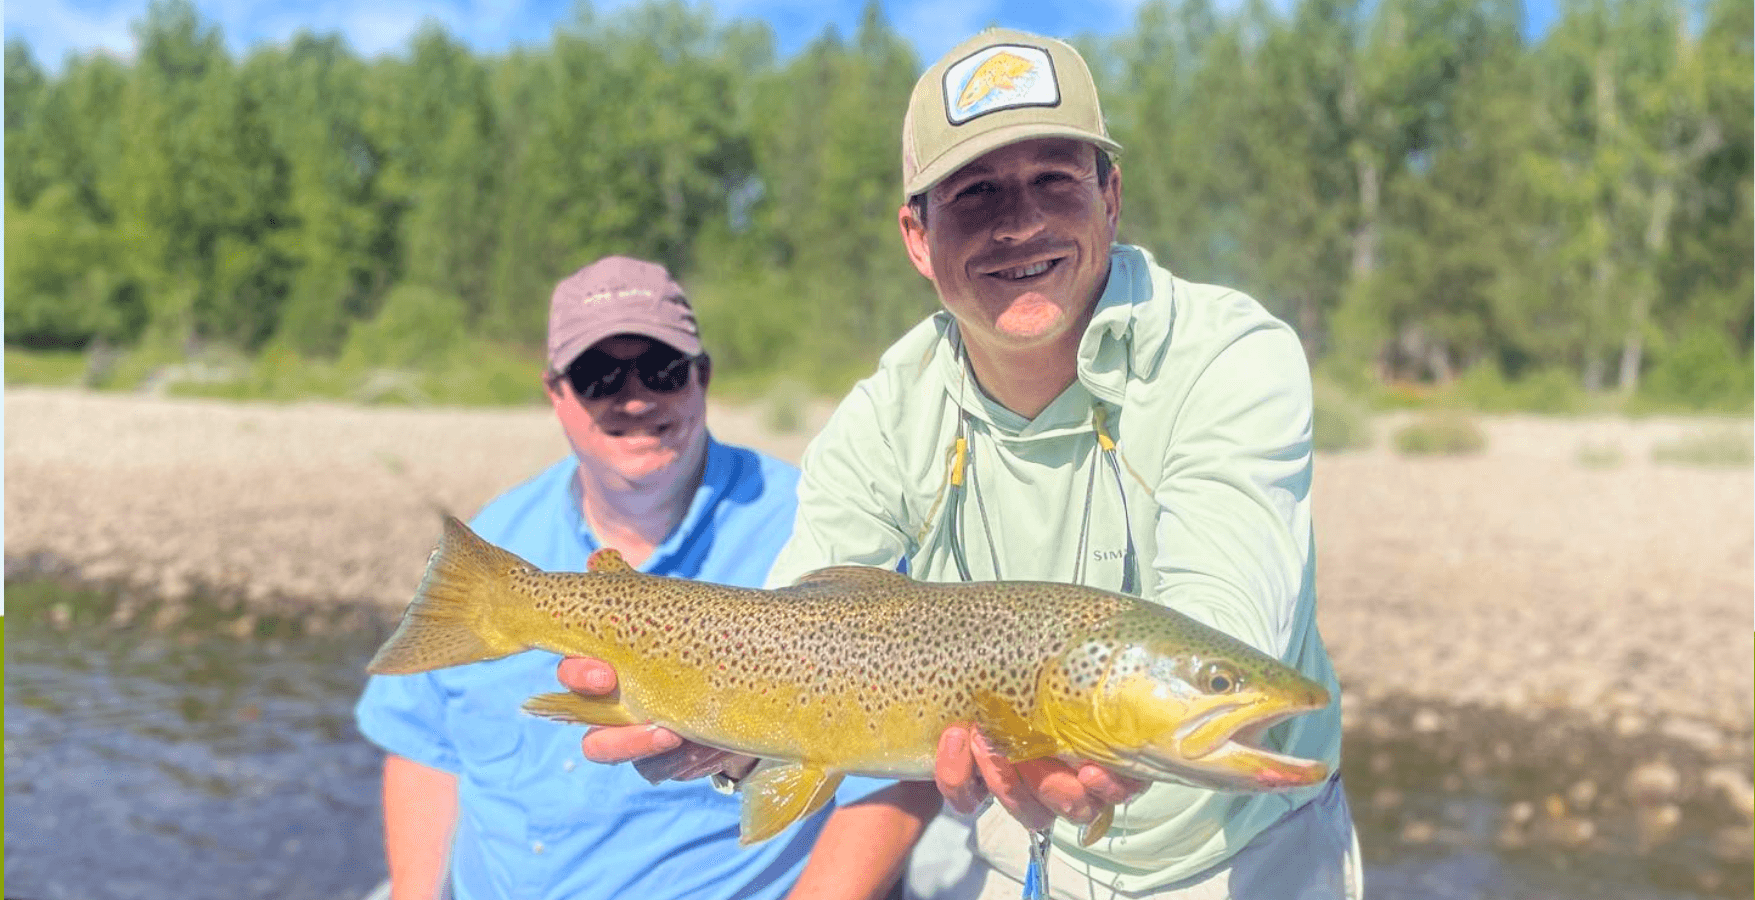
[{"left": 5, "top": 0, "right": 1751, "bottom": 409}]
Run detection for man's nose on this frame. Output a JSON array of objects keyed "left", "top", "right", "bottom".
[
  {"left": 611, "top": 378, "right": 660, "bottom": 414},
  {"left": 992, "top": 186, "right": 1048, "bottom": 244}
]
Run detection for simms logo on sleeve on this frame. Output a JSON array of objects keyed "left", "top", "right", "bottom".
[{"left": 944, "top": 45, "right": 1060, "bottom": 125}]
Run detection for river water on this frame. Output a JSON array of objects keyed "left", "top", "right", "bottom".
[{"left": 4, "top": 578, "right": 1747, "bottom": 900}]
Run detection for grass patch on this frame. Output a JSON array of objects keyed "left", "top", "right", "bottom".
[
  {"left": 8, "top": 340, "right": 549, "bottom": 407},
  {"left": 1393, "top": 413, "right": 1487, "bottom": 456},
  {"left": 5, "top": 347, "right": 98, "bottom": 386},
  {"left": 1650, "top": 427, "right": 1754, "bottom": 468}
]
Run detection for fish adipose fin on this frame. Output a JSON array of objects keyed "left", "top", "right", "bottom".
[
  {"left": 522, "top": 691, "right": 643, "bottom": 726},
  {"left": 738, "top": 761, "right": 844, "bottom": 845},
  {"left": 367, "top": 516, "right": 539, "bottom": 675}
]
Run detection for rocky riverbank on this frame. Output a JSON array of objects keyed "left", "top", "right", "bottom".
[{"left": 6, "top": 387, "right": 1751, "bottom": 893}]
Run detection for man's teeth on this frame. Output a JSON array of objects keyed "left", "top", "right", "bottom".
[{"left": 997, "top": 260, "right": 1053, "bottom": 280}]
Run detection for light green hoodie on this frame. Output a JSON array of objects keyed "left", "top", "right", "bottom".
[{"left": 768, "top": 244, "right": 1344, "bottom": 890}]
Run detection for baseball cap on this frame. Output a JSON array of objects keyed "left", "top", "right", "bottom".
[
  {"left": 901, "top": 27, "right": 1123, "bottom": 198},
  {"left": 546, "top": 256, "right": 702, "bottom": 373}
]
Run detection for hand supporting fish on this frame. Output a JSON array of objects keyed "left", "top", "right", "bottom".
[
  {"left": 560, "top": 656, "right": 1143, "bottom": 834},
  {"left": 370, "top": 517, "right": 1333, "bottom": 846}
]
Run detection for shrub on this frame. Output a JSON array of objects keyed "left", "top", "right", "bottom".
[{"left": 1393, "top": 414, "right": 1487, "bottom": 456}]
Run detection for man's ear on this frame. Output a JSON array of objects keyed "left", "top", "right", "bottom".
[
  {"left": 543, "top": 371, "right": 568, "bottom": 409},
  {"left": 899, "top": 203, "right": 935, "bottom": 281},
  {"left": 1103, "top": 161, "right": 1123, "bottom": 235}
]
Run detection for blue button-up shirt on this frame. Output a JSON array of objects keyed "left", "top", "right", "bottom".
[{"left": 357, "top": 437, "right": 833, "bottom": 900}]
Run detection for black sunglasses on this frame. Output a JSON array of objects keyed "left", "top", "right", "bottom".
[{"left": 560, "top": 346, "right": 702, "bottom": 399}]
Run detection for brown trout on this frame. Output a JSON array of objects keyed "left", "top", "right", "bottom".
[{"left": 368, "top": 516, "right": 1332, "bottom": 845}]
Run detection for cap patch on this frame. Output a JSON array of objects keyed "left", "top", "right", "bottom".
[{"left": 944, "top": 45, "right": 1059, "bottom": 126}]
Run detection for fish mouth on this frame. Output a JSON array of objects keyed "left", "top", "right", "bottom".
[{"left": 1144, "top": 692, "right": 1331, "bottom": 791}]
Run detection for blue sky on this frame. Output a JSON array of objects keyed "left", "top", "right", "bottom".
[{"left": 6, "top": 0, "right": 1560, "bottom": 75}]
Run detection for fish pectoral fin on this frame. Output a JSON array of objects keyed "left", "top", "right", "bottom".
[
  {"left": 1078, "top": 805, "right": 1115, "bottom": 846},
  {"left": 521, "top": 691, "right": 643, "bottom": 726},
  {"left": 972, "top": 690, "right": 1060, "bottom": 761},
  {"left": 737, "top": 762, "right": 843, "bottom": 846}
]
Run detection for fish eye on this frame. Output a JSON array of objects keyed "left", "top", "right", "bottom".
[{"left": 1202, "top": 663, "right": 1242, "bottom": 694}]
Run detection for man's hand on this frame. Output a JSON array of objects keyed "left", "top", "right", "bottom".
[
  {"left": 933, "top": 724, "right": 1147, "bottom": 832},
  {"left": 557, "top": 657, "right": 757, "bottom": 781}
]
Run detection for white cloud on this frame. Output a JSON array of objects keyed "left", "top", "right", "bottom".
[{"left": 4, "top": 0, "right": 139, "bottom": 69}]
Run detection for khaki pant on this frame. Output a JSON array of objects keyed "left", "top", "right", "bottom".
[{"left": 905, "top": 778, "right": 1362, "bottom": 900}]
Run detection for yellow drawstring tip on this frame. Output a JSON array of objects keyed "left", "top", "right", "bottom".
[
  {"left": 1093, "top": 405, "right": 1117, "bottom": 451},
  {"left": 950, "top": 437, "right": 968, "bottom": 487}
]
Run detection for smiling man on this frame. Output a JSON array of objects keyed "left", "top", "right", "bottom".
[
  {"left": 758, "top": 27, "right": 1361, "bottom": 900},
  {"left": 355, "top": 256, "right": 841, "bottom": 900},
  {"left": 554, "top": 28, "right": 1358, "bottom": 900}
]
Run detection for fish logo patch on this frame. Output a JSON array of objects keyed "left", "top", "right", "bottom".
[{"left": 944, "top": 45, "right": 1059, "bottom": 125}]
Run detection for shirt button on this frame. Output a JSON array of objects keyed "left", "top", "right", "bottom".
[
  {"left": 563, "top": 760, "right": 576, "bottom": 772},
  {"left": 532, "top": 842, "right": 546, "bottom": 854}
]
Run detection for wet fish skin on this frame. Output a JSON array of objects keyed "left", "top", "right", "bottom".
[{"left": 368, "top": 516, "right": 1331, "bottom": 845}]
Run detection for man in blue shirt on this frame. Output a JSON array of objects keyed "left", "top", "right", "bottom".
[{"left": 355, "top": 256, "right": 823, "bottom": 900}]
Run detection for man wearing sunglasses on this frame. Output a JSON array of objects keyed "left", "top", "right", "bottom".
[{"left": 356, "top": 256, "right": 858, "bottom": 900}]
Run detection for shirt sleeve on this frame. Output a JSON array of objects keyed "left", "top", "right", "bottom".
[
  {"left": 1148, "top": 323, "right": 1316, "bottom": 659},
  {"left": 765, "top": 386, "right": 912, "bottom": 588},
  {"left": 355, "top": 670, "right": 462, "bottom": 774}
]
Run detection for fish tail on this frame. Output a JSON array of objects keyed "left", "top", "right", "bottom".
[{"left": 367, "top": 516, "right": 535, "bottom": 675}]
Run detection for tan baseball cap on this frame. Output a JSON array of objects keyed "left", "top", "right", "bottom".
[{"left": 901, "top": 27, "right": 1122, "bottom": 198}]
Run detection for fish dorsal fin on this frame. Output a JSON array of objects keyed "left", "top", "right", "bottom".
[
  {"left": 790, "top": 565, "right": 911, "bottom": 590},
  {"left": 588, "top": 548, "right": 636, "bottom": 574}
]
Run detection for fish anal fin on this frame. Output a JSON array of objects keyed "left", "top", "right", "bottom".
[
  {"left": 972, "top": 690, "right": 1060, "bottom": 762},
  {"left": 788, "top": 565, "right": 910, "bottom": 590},
  {"left": 522, "top": 691, "right": 643, "bottom": 726},
  {"left": 587, "top": 548, "right": 635, "bottom": 574},
  {"left": 737, "top": 762, "right": 843, "bottom": 846}
]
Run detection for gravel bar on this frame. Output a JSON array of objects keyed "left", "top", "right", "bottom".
[{"left": 6, "top": 387, "right": 1751, "bottom": 756}]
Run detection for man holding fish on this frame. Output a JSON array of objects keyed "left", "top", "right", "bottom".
[
  {"left": 356, "top": 256, "right": 908, "bottom": 899},
  {"left": 557, "top": 26, "right": 1360, "bottom": 900}
]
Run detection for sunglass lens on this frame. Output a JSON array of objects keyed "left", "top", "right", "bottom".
[
  {"left": 646, "top": 356, "right": 694, "bottom": 392},
  {"left": 568, "top": 353, "right": 627, "bottom": 399}
]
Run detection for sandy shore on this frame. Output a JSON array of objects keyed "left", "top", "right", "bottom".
[{"left": 6, "top": 387, "right": 1751, "bottom": 743}]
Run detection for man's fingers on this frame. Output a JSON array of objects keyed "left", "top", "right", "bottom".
[
  {"left": 934, "top": 725, "right": 989, "bottom": 814},
  {"left": 1013, "top": 758, "right": 1096, "bottom": 824},
  {"left": 971, "top": 734, "right": 1056, "bottom": 832},
  {"left": 634, "top": 743, "right": 734, "bottom": 782},
  {"left": 580, "top": 724, "right": 681, "bottom": 766},
  {"left": 556, "top": 657, "right": 617, "bottom": 695},
  {"left": 1077, "top": 765, "right": 1149, "bottom": 806}
]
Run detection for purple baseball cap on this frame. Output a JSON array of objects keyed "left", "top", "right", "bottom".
[{"left": 547, "top": 256, "right": 702, "bottom": 372}]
